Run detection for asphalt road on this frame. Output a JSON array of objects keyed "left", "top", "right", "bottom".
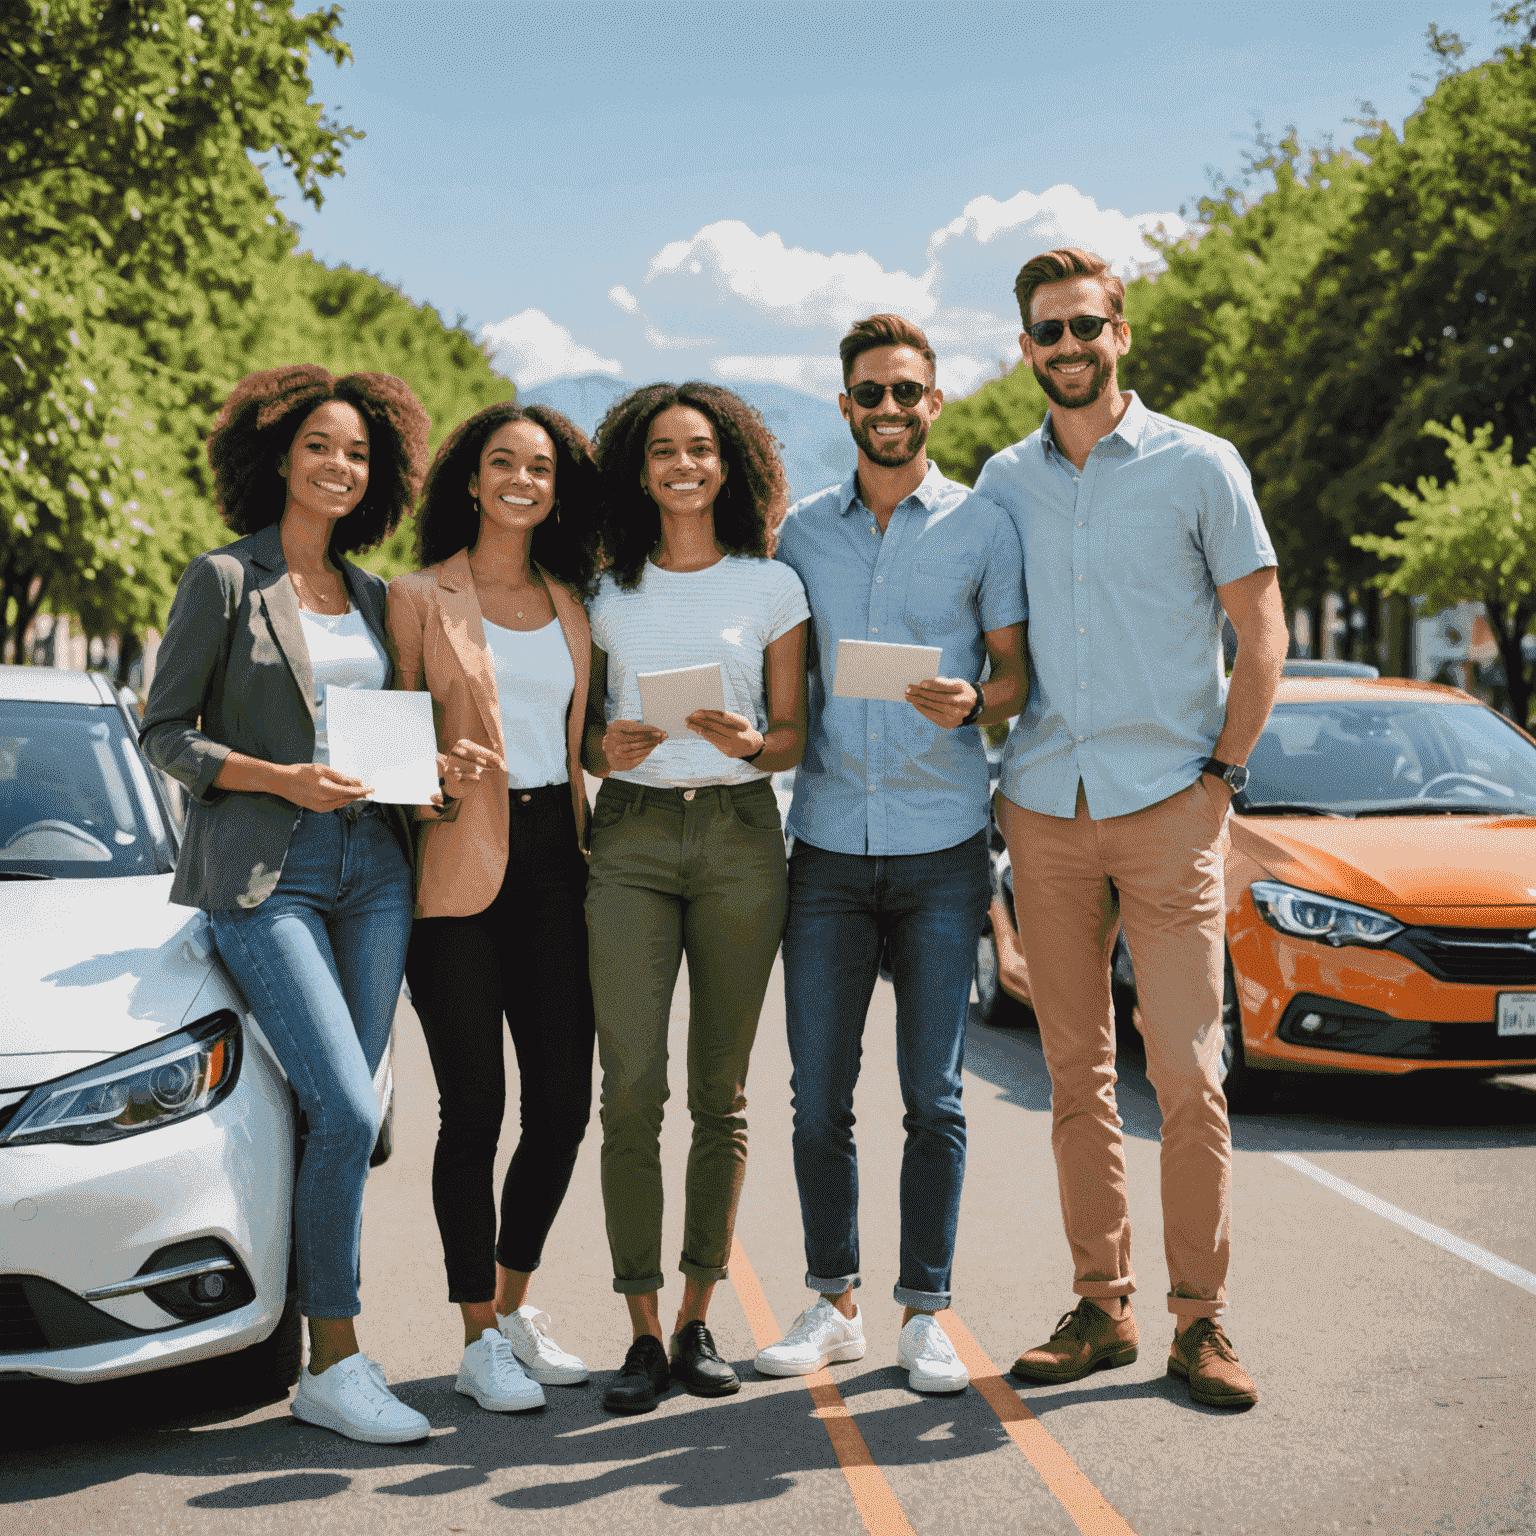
[{"left": 5, "top": 964, "right": 1534, "bottom": 1535}]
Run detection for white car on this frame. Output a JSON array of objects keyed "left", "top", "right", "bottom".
[{"left": 0, "top": 664, "right": 391, "bottom": 1394}]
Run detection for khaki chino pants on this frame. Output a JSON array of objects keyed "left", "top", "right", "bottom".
[
  {"left": 586, "top": 777, "right": 788, "bottom": 1295},
  {"left": 996, "top": 777, "right": 1232, "bottom": 1319}
]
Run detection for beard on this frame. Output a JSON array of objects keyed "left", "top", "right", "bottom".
[
  {"left": 850, "top": 414, "right": 927, "bottom": 467},
  {"left": 1033, "top": 351, "right": 1112, "bottom": 409}
]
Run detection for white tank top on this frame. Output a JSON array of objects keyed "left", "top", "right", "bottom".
[
  {"left": 483, "top": 617, "right": 573, "bottom": 788},
  {"left": 299, "top": 606, "right": 389, "bottom": 766}
]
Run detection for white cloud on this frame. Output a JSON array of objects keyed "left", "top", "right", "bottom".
[
  {"left": 929, "top": 184, "right": 1184, "bottom": 277},
  {"left": 712, "top": 354, "right": 845, "bottom": 397},
  {"left": 645, "top": 323, "right": 715, "bottom": 351},
  {"left": 612, "top": 187, "right": 1186, "bottom": 400},
  {"left": 479, "top": 308, "right": 622, "bottom": 389},
  {"left": 647, "top": 219, "right": 935, "bottom": 331}
]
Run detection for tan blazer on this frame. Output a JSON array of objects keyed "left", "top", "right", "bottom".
[{"left": 387, "top": 549, "right": 591, "bottom": 919}]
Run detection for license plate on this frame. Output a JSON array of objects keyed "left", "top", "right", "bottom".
[{"left": 1497, "top": 993, "right": 1536, "bottom": 1037}]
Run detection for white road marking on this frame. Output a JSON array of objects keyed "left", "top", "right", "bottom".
[{"left": 1272, "top": 1152, "right": 1536, "bottom": 1297}]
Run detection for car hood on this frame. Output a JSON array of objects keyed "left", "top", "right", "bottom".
[
  {"left": 0, "top": 875, "right": 219, "bottom": 1085},
  {"left": 1232, "top": 813, "right": 1536, "bottom": 916}
]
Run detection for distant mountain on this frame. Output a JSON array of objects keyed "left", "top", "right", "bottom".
[{"left": 518, "top": 373, "right": 853, "bottom": 507}]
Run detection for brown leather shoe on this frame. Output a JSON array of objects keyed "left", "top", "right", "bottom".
[
  {"left": 1167, "top": 1319, "right": 1258, "bottom": 1408},
  {"left": 1011, "top": 1299, "right": 1139, "bottom": 1384}
]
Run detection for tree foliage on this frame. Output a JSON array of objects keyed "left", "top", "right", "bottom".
[
  {"left": 1357, "top": 417, "right": 1536, "bottom": 724},
  {"left": 1, "top": 0, "right": 355, "bottom": 655},
  {"left": 1, "top": 0, "right": 511, "bottom": 663}
]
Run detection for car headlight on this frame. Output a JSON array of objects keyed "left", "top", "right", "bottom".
[
  {"left": 0, "top": 1011, "right": 241, "bottom": 1146},
  {"left": 1249, "top": 880, "right": 1403, "bottom": 948}
]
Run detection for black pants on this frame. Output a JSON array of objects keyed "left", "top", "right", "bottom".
[{"left": 406, "top": 786, "right": 595, "bottom": 1303}]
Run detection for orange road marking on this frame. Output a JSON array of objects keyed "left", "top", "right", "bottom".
[
  {"left": 939, "top": 1310, "right": 1137, "bottom": 1536},
  {"left": 730, "top": 1238, "right": 918, "bottom": 1536}
]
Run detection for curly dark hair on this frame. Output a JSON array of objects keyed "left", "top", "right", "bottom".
[
  {"left": 413, "top": 401, "right": 601, "bottom": 593},
  {"left": 592, "top": 381, "right": 788, "bottom": 590},
  {"left": 207, "top": 365, "right": 430, "bottom": 556}
]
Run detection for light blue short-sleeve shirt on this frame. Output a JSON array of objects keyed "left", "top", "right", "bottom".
[
  {"left": 775, "top": 461, "right": 1027, "bottom": 856},
  {"left": 974, "top": 392, "right": 1276, "bottom": 821}
]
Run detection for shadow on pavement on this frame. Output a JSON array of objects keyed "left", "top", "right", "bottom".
[
  {"left": 1, "top": 1349, "right": 1041, "bottom": 1512},
  {"left": 965, "top": 1003, "right": 1536, "bottom": 1154}
]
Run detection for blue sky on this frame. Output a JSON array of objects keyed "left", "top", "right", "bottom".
[{"left": 282, "top": 0, "right": 1499, "bottom": 400}]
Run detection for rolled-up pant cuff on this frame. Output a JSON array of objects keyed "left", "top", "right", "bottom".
[
  {"left": 807, "top": 1272, "right": 860, "bottom": 1296},
  {"left": 301, "top": 1303, "right": 362, "bottom": 1320},
  {"left": 680, "top": 1255, "right": 730, "bottom": 1284},
  {"left": 894, "top": 1284, "right": 950, "bottom": 1311},
  {"left": 612, "top": 1271, "right": 666, "bottom": 1296},
  {"left": 1074, "top": 1277, "right": 1137, "bottom": 1300},
  {"left": 1167, "top": 1292, "right": 1225, "bottom": 1319}
]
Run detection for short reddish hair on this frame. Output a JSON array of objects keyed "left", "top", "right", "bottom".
[{"left": 1013, "top": 248, "right": 1125, "bottom": 326}]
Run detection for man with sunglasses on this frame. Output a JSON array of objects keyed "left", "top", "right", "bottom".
[
  {"left": 756, "top": 314, "right": 1027, "bottom": 1394},
  {"left": 974, "top": 247, "right": 1286, "bottom": 1409}
]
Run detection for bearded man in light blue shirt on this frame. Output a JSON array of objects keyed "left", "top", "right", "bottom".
[
  {"left": 976, "top": 247, "right": 1288, "bottom": 1410},
  {"left": 752, "top": 314, "right": 1027, "bottom": 1395}
]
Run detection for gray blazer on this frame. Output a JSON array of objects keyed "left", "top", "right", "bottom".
[{"left": 140, "top": 523, "right": 408, "bottom": 910}]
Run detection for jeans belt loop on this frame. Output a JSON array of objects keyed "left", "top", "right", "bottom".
[{"left": 633, "top": 785, "right": 645, "bottom": 817}]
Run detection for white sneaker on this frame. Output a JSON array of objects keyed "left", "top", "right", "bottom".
[
  {"left": 456, "top": 1328, "right": 546, "bottom": 1412},
  {"left": 499, "top": 1305, "right": 589, "bottom": 1386},
  {"left": 896, "top": 1314, "right": 969, "bottom": 1394},
  {"left": 754, "top": 1297, "right": 867, "bottom": 1377},
  {"left": 292, "top": 1353, "right": 431, "bottom": 1443}
]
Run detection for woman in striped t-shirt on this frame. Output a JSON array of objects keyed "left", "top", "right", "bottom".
[{"left": 582, "top": 383, "right": 808, "bottom": 1414}]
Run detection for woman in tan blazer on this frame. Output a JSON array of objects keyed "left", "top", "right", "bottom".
[{"left": 387, "top": 402, "right": 600, "bottom": 1414}]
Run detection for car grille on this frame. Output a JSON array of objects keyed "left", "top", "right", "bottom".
[
  {"left": 1388, "top": 927, "right": 1536, "bottom": 986},
  {"left": 0, "top": 1279, "right": 48, "bottom": 1353}
]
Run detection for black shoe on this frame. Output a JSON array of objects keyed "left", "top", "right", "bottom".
[
  {"left": 669, "top": 1320, "right": 740, "bottom": 1397},
  {"left": 602, "top": 1335, "right": 669, "bottom": 1415}
]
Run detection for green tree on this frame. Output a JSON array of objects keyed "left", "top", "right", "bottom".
[
  {"left": 928, "top": 363, "right": 1048, "bottom": 487},
  {"left": 1356, "top": 417, "right": 1536, "bottom": 725},
  {"left": 1, "top": 0, "right": 357, "bottom": 661}
]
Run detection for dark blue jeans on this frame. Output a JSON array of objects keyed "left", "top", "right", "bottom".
[
  {"left": 209, "top": 804, "right": 412, "bottom": 1318},
  {"left": 781, "top": 831, "right": 989, "bottom": 1310}
]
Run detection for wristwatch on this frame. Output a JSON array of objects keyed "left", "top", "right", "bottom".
[
  {"left": 1201, "top": 756, "right": 1249, "bottom": 795},
  {"left": 960, "top": 685, "right": 986, "bottom": 728}
]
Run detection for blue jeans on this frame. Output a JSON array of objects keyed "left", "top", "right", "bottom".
[
  {"left": 781, "top": 832, "right": 989, "bottom": 1310},
  {"left": 209, "top": 805, "right": 412, "bottom": 1318}
]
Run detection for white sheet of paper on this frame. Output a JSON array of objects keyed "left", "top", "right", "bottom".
[
  {"left": 325, "top": 687, "right": 440, "bottom": 804},
  {"left": 637, "top": 663, "right": 727, "bottom": 739},
  {"left": 832, "top": 639, "right": 943, "bottom": 702}
]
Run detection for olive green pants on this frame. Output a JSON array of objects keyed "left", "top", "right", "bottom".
[{"left": 586, "top": 776, "right": 788, "bottom": 1295}]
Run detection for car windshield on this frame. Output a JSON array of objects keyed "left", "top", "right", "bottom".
[
  {"left": 0, "top": 700, "right": 176, "bottom": 878},
  {"left": 1240, "top": 699, "right": 1536, "bottom": 817}
]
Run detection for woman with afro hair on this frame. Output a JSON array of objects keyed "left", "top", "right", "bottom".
[
  {"left": 385, "top": 401, "right": 602, "bottom": 1414},
  {"left": 141, "top": 365, "right": 433, "bottom": 1444},
  {"left": 581, "top": 382, "right": 809, "bottom": 1413}
]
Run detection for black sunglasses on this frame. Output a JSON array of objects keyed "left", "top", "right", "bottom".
[
  {"left": 847, "top": 380, "right": 929, "bottom": 409},
  {"left": 1025, "top": 314, "right": 1122, "bottom": 346}
]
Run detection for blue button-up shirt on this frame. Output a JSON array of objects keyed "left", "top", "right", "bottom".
[
  {"left": 974, "top": 393, "right": 1276, "bottom": 820},
  {"left": 775, "top": 462, "right": 1026, "bottom": 855}
]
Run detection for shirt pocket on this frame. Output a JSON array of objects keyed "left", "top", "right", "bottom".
[
  {"left": 1106, "top": 505, "right": 1194, "bottom": 591},
  {"left": 904, "top": 558, "right": 975, "bottom": 640}
]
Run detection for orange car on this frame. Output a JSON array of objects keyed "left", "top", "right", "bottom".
[{"left": 982, "top": 676, "right": 1536, "bottom": 1108}]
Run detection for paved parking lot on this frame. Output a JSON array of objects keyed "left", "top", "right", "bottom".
[{"left": 5, "top": 967, "right": 1534, "bottom": 1536}]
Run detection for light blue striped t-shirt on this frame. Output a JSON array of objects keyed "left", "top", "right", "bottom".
[{"left": 587, "top": 554, "right": 809, "bottom": 788}]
